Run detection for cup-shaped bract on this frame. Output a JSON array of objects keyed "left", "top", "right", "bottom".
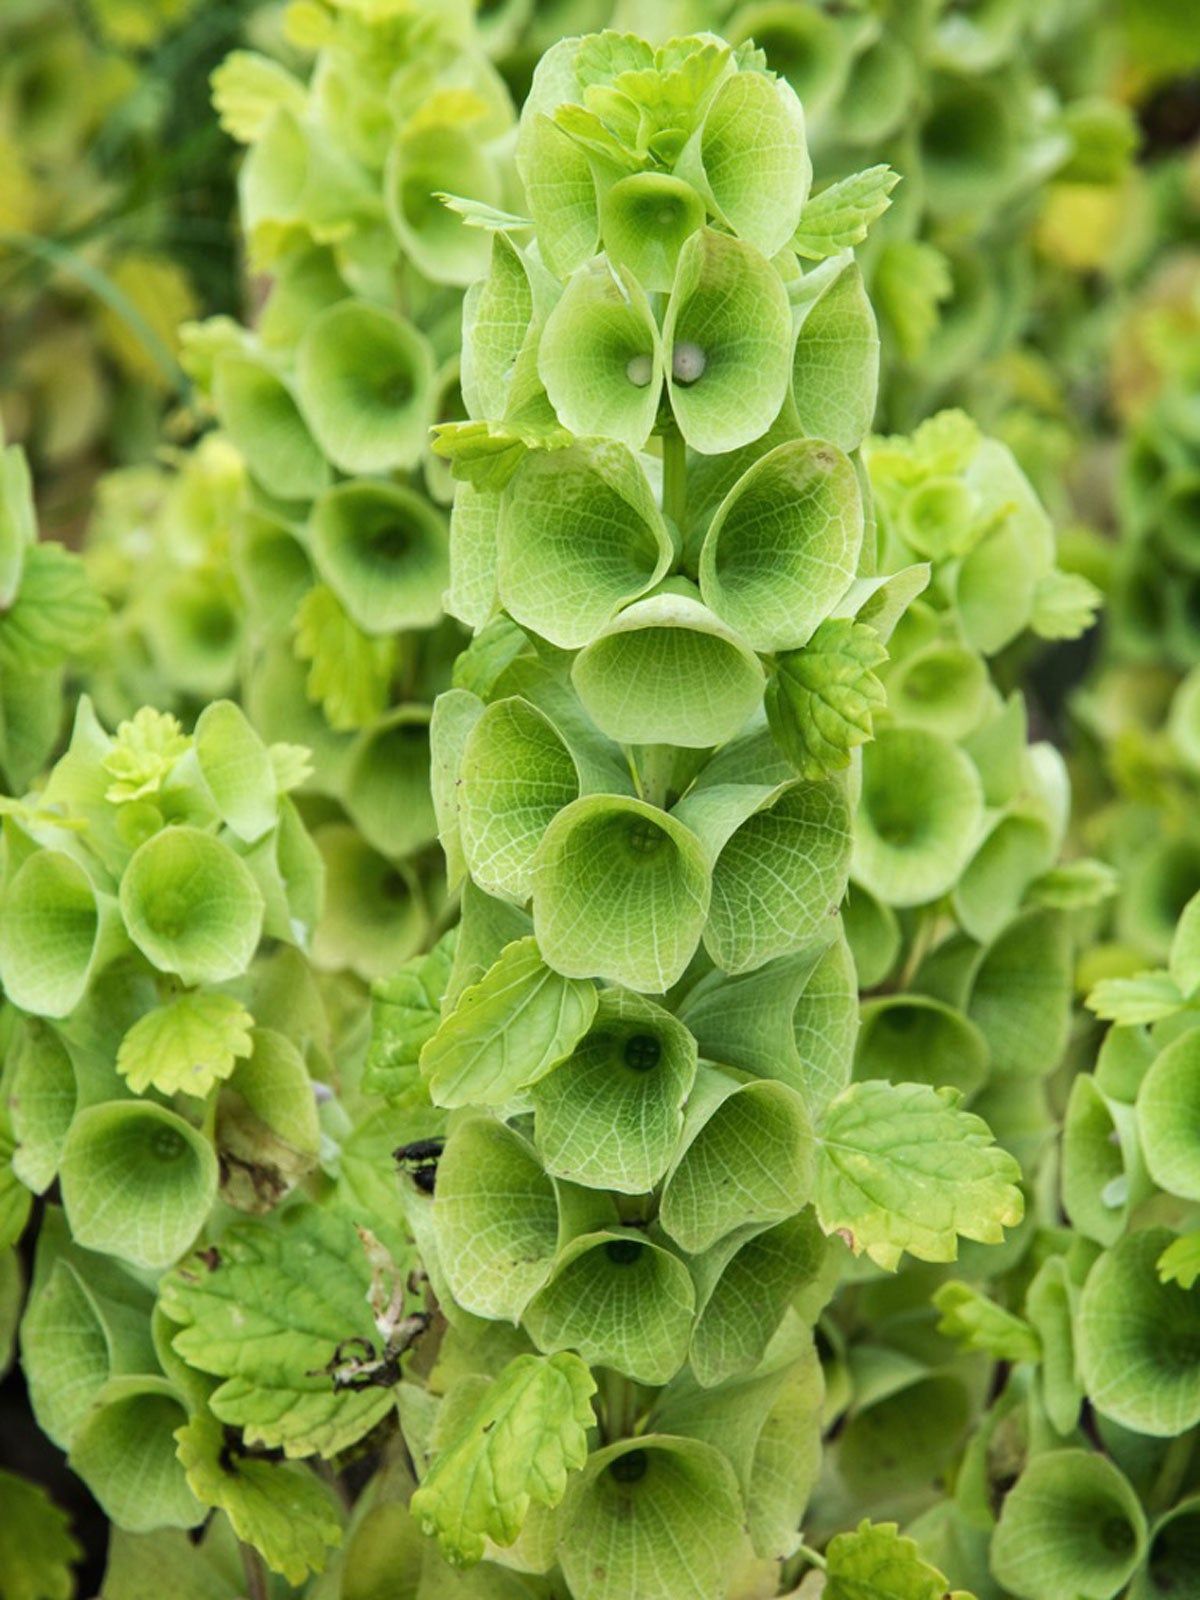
[
  {"left": 310, "top": 824, "right": 426, "bottom": 982},
  {"left": 0, "top": 850, "right": 123, "bottom": 1018},
  {"left": 523, "top": 1231, "right": 696, "bottom": 1386},
  {"left": 674, "top": 66, "right": 810, "bottom": 257},
  {"left": 855, "top": 995, "right": 989, "bottom": 1101},
  {"left": 532, "top": 989, "right": 698, "bottom": 1194},
  {"left": 497, "top": 440, "right": 675, "bottom": 649},
  {"left": 1077, "top": 1228, "right": 1200, "bottom": 1437},
  {"left": 991, "top": 1449, "right": 1147, "bottom": 1600},
  {"left": 119, "top": 826, "right": 265, "bottom": 986},
  {"left": 599, "top": 173, "right": 705, "bottom": 294},
  {"left": 699, "top": 438, "right": 863, "bottom": 652},
  {"left": 662, "top": 228, "right": 794, "bottom": 455},
  {"left": 791, "top": 257, "right": 880, "bottom": 453},
  {"left": 538, "top": 259, "right": 663, "bottom": 451},
  {"left": 432, "top": 1117, "right": 560, "bottom": 1323},
  {"left": 240, "top": 108, "right": 371, "bottom": 267},
  {"left": 58, "top": 1102, "right": 218, "bottom": 1271},
  {"left": 309, "top": 480, "right": 448, "bottom": 636},
  {"left": 727, "top": 2, "right": 852, "bottom": 123},
  {"left": 1062, "top": 1076, "right": 1147, "bottom": 1247},
  {"left": 918, "top": 73, "right": 1017, "bottom": 222},
  {"left": 385, "top": 119, "right": 501, "bottom": 288},
  {"left": 1129, "top": 1499, "right": 1200, "bottom": 1600},
  {"left": 341, "top": 709, "right": 437, "bottom": 861},
  {"left": 852, "top": 726, "right": 985, "bottom": 906},
  {"left": 659, "top": 1073, "right": 815, "bottom": 1254},
  {"left": 192, "top": 699, "right": 278, "bottom": 845},
  {"left": 295, "top": 301, "right": 435, "bottom": 475},
  {"left": 1135, "top": 1029, "right": 1200, "bottom": 1201},
  {"left": 530, "top": 794, "right": 711, "bottom": 993},
  {"left": 572, "top": 592, "right": 764, "bottom": 749},
  {"left": 68, "top": 1378, "right": 202, "bottom": 1533},
  {"left": 211, "top": 353, "right": 329, "bottom": 503},
  {"left": 556, "top": 1434, "right": 745, "bottom": 1600}
]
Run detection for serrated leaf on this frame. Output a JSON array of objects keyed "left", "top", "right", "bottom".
[
  {"left": 176, "top": 1414, "right": 342, "bottom": 1584},
  {"left": 0, "top": 544, "right": 106, "bottom": 674},
  {"left": 436, "top": 194, "right": 533, "bottom": 231},
  {"left": 293, "top": 584, "right": 395, "bottom": 733},
  {"left": 160, "top": 1205, "right": 405, "bottom": 1457},
  {"left": 816, "top": 1080, "right": 1023, "bottom": 1270},
  {"left": 420, "top": 937, "right": 597, "bottom": 1109},
  {"left": 0, "top": 1470, "right": 81, "bottom": 1600},
  {"left": 823, "top": 1519, "right": 959, "bottom": 1600},
  {"left": 430, "top": 420, "right": 574, "bottom": 492},
  {"left": 1158, "top": 1233, "right": 1200, "bottom": 1290},
  {"left": 1025, "top": 858, "right": 1118, "bottom": 910},
  {"left": 1030, "top": 567, "right": 1102, "bottom": 641},
  {"left": 363, "top": 936, "right": 455, "bottom": 1100},
  {"left": 767, "top": 619, "right": 887, "bottom": 779},
  {"left": 210, "top": 51, "right": 307, "bottom": 143},
  {"left": 411, "top": 1352, "right": 595, "bottom": 1566},
  {"left": 1086, "top": 970, "right": 1185, "bottom": 1025},
  {"left": 933, "top": 1280, "right": 1041, "bottom": 1362},
  {"left": 116, "top": 992, "right": 254, "bottom": 1098},
  {"left": 793, "top": 167, "right": 900, "bottom": 260}
]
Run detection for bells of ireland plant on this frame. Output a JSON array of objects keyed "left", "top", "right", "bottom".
[{"left": 362, "top": 27, "right": 1035, "bottom": 1594}]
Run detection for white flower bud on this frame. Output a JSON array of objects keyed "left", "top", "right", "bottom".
[{"left": 671, "top": 341, "right": 707, "bottom": 385}]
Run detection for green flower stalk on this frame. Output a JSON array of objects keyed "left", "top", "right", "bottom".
[{"left": 396, "top": 26, "right": 1052, "bottom": 1592}]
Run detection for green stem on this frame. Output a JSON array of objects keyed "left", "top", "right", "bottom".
[
  {"left": 0, "top": 230, "right": 189, "bottom": 397},
  {"left": 795, "top": 1540, "right": 827, "bottom": 1572},
  {"left": 241, "top": 1543, "right": 269, "bottom": 1600},
  {"left": 1148, "top": 1428, "right": 1196, "bottom": 1515},
  {"left": 661, "top": 426, "right": 687, "bottom": 542}
]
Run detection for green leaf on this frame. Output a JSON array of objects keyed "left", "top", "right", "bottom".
[
  {"left": 160, "top": 1205, "right": 404, "bottom": 1457},
  {"left": 102, "top": 707, "right": 188, "bottom": 802},
  {"left": 420, "top": 937, "right": 598, "bottom": 1109},
  {"left": 822, "top": 1519, "right": 959, "bottom": 1600},
  {"left": 1030, "top": 567, "right": 1102, "bottom": 641},
  {"left": 293, "top": 584, "right": 395, "bottom": 733},
  {"left": 767, "top": 619, "right": 887, "bottom": 779},
  {"left": 411, "top": 1352, "right": 595, "bottom": 1566},
  {"left": 0, "top": 544, "right": 106, "bottom": 675},
  {"left": 816, "top": 1080, "right": 1024, "bottom": 1270},
  {"left": 1086, "top": 970, "right": 1185, "bottom": 1025},
  {"left": 932, "top": 1280, "right": 1041, "bottom": 1362},
  {"left": 175, "top": 1414, "right": 343, "bottom": 1585},
  {"left": 1158, "top": 1233, "right": 1200, "bottom": 1290},
  {"left": 1169, "top": 890, "right": 1200, "bottom": 998},
  {"left": 1026, "top": 858, "right": 1118, "bottom": 910},
  {"left": 116, "top": 992, "right": 254, "bottom": 1098},
  {"left": 792, "top": 166, "right": 900, "bottom": 260},
  {"left": 210, "top": 50, "right": 307, "bottom": 143},
  {"left": 0, "top": 1470, "right": 81, "bottom": 1600},
  {"left": 364, "top": 937, "right": 455, "bottom": 1100}
]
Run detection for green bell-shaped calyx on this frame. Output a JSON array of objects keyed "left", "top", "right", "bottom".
[
  {"left": 699, "top": 439, "right": 863, "bottom": 652},
  {"left": 572, "top": 590, "right": 764, "bottom": 749},
  {"left": 991, "top": 1449, "right": 1147, "bottom": 1600},
  {"left": 295, "top": 301, "right": 434, "bottom": 475},
  {"left": 497, "top": 440, "right": 674, "bottom": 649},
  {"left": 523, "top": 1231, "right": 696, "bottom": 1385},
  {"left": 0, "top": 850, "right": 124, "bottom": 1018},
  {"left": 532, "top": 988, "right": 698, "bottom": 1193},
  {"left": 530, "top": 795, "right": 711, "bottom": 992},
  {"left": 119, "top": 827, "right": 265, "bottom": 985},
  {"left": 308, "top": 480, "right": 448, "bottom": 636}
]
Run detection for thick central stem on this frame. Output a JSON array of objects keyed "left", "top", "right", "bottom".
[{"left": 661, "top": 425, "right": 687, "bottom": 542}]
